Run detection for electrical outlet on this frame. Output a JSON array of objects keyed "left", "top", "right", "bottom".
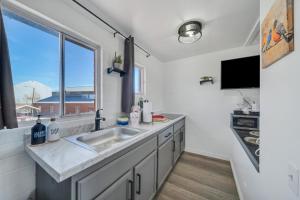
[{"left": 288, "top": 163, "right": 299, "bottom": 196}]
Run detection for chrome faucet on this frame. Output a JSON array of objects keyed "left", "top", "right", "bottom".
[
  {"left": 95, "top": 109, "right": 106, "bottom": 131},
  {"left": 242, "top": 97, "right": 253, "bottom": 110}
]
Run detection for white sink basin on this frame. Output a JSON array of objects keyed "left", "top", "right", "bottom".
[{"left": 66, "top": 127, "right": 144, "bottom": 152}]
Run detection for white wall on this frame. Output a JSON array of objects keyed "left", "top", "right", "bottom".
[
  {"left": 163, "top": 45, "right": 259, "bottom": 160},
  {"left": 231, "top": 1, "right": 300, "bottom": 200},
  {"left": 0, "top": 0, "right": 164, "bottom": 199},
  {"left": 260, "top": 0, "right": 300, "bottom": 199}
]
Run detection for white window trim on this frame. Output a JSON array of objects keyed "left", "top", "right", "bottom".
[
  {"left": 135, "top": 63, "right": 146, "bottom": 96},
  {"left": 60, "top": 34, "right": 99, "bottom": 117},
  {"left": 2, "top": 1, "right": 103, "bottom": 125}
]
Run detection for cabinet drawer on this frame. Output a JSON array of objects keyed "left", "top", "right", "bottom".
[
  {"left": 174, "top": 119, "right": 185, "bottom": 133},
  {"left": 77, "top": 137, "right": 157, "bottom": 200},
  {"left": 158, "top": 126, "right": 173, "bottom": 146}
]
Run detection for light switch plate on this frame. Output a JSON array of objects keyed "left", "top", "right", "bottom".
[{"left": 288, "top": 163, "right": 299, "bottom": 196}]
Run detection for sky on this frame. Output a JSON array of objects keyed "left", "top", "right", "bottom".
[{"left": 3, "top": 10, "right": 94, "bottom": 91}]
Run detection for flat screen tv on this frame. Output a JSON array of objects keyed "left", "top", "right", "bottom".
[{"left": 221, "top": 55, "right": 260, "bottom": 89}]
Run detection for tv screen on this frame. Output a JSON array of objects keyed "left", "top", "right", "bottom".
[{"left": 221, "top": 55, "right": 260, "bottom": 89}]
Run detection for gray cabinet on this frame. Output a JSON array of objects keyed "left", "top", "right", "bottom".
[
  {"left": 134, "top": 151, "right": 156, "bottom": 200},
  {"left": 174, "top": 119, "right": 185, "bottom": 155},
  {"left": 76, "top": 137, "right": 156, "bottom": 200},
  {"left": 35, "top": 118, "right": 186, "bottom": 200},
  {"left": 173, "top": 129, "right": 181, "bottom": 164},
  {"left": 157, "top": 138, "right": 173, "bottom": 189},
  {"left": 94, "top": 170, "right": 133, "bottom": 200},
  {"left": 180, "top": 126, "right": 185, "bottom": 153}
]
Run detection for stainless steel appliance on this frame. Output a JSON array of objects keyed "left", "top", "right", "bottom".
[{"left": 231, "top": 114, "right": 259, "bottom": 130}]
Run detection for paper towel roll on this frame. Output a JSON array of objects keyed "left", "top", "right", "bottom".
[{"left": 143, "top": 101, "right": 152, "bottom": 123}]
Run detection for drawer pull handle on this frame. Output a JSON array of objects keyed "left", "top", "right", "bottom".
[
  {"left": 164, "top": 132, "right": 172, "bottom": 138},
  {"left": 127, "top": 180, "right": 133, "bottom": 200},
  {"left": 173, "top": 140, "right": 176, "bottom": 152},
  {"left": 180, "top": 132, "right": 183, "bottom": 142},
  {"left": 136, "top": 174, "right": 141, "bottom": 195}
]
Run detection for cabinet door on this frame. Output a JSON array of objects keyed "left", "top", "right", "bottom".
[
  {"left": 173, "top": 130, "right": 181, "bottom": 164},
  {"left": 180, "top": 127, "right": 185, "bottom": 153},
  {"left": 157, "top": 138, "right": 173, "bottom": 189},
  {"left": 134, "top": 151, "right": 156, "bottom": 200},
  {"left": 94, "top": 170, "right": 133, "bottom": 200}
]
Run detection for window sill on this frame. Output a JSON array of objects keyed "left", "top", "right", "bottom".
[{"left": 17, "top": 112, "right": 95, "bottom": 129}]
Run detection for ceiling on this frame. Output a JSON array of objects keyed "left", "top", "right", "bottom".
[{"left": 75, "top": 0, "right": 259, "bottom": 62}]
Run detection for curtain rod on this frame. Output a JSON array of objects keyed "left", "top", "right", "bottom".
[{"left": 72, "top": 0, "right": 151, "bottom": 58}]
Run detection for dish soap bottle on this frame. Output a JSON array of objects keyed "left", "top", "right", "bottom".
[
  {"left": 31, "top": 115, "right": 46, "bottom": 145},
  {"left": 47, "top": 118, "right": 60, "bottom": 142}
]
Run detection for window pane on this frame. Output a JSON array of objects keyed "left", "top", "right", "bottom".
[
  {"left": 64, "top": 39, "right": 95, "bottom": 115},
  {"left": 134, "top": 67, "right": 141, "bottom": 93},
  {"left": 3, "top": 10, "right": 60, "bottom": 122}
]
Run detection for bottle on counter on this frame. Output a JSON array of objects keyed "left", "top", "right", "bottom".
[
  {"left": 130, "top": 105, "right": 141, "bottom": 127},
  {"left": 31, "top": 115, "right": 46, "bottom": 145},
  {"left": 251, "top": 101, "right": 259, "bottom": 112},
  {"left": 47, "top": 118, "right": 60, "bottom": 142}
]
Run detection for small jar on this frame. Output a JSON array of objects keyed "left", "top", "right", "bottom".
[{"left": 47, "top": 118, "right": 60, "bottom": 142}]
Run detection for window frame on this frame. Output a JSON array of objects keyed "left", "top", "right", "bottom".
[
  {"left": 60, "top": 34, "right": 98, "bottom": 116},
  {"left": 2, "top": 3, "right": 102, "bottom": 120},
  {"left": 134, "top": 64, "right": 146, "bottom": 96}
]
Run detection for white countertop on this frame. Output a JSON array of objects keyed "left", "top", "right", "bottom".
[{"left": 25, "top": 115, "right": 185, "bottom": 182}]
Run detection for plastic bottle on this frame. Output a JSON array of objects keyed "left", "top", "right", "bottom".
[
  {"left": 47, "top": 118, "right": 60, "bottom": 142},
  {"left": 31, "top": 115, "right": 46, "bottom": 145}
]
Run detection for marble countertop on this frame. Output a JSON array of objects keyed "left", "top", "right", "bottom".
[{"left": 25, "top": 114, "right": 185, "bottom": 182}]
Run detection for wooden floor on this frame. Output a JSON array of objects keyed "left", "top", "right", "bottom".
[{"left": 155, "top": 152, "right": 240, "bottom": 200}]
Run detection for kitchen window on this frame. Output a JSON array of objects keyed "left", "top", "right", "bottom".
[
  {"left": 134, "top": 65, "right": 145, "bottom": 95},
  {"left": 64, "top": 38, "right": 96, "bottom": 116},
  {"left": 2, "top": 9, "right": 100, "bottom": 123}
]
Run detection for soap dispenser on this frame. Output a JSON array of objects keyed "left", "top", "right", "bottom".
[{"left": 31, "top": 115, "right": 46, "bottom": 145}]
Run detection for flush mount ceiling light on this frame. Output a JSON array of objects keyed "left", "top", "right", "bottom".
[{"left": 178, "top": 21, "right": 202, "bottom": 44}]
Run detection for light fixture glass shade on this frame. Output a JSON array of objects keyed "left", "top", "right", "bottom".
[{"left": 178, "top": 21, "right": 202, "bottom": 44}]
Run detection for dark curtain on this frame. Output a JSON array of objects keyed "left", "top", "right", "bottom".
[
  {"left": 121, "top": 36, "right": 135, "bottom": 114},
  {"left": 0, "top": 9, "right": 18, "bottom": 129}
]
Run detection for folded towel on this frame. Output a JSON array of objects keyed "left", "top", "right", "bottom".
[{"left": 152, "top": 115, "right": 169, "bottom": 122}]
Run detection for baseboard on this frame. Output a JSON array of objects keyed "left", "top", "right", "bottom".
[
  {"left": 184, "top": 149, "right": 230, "bottom": 161},
  {"left": 230, "top": 159, "right": 244, "bottom": 200}
]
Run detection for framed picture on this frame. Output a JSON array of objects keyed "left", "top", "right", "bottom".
[{"left": 261, "top": 0, "right": 294, "bottom": 69}]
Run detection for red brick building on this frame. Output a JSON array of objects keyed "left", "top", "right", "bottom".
[{"left": 34, "top": 89, "right": 95, "bottom": 116}]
